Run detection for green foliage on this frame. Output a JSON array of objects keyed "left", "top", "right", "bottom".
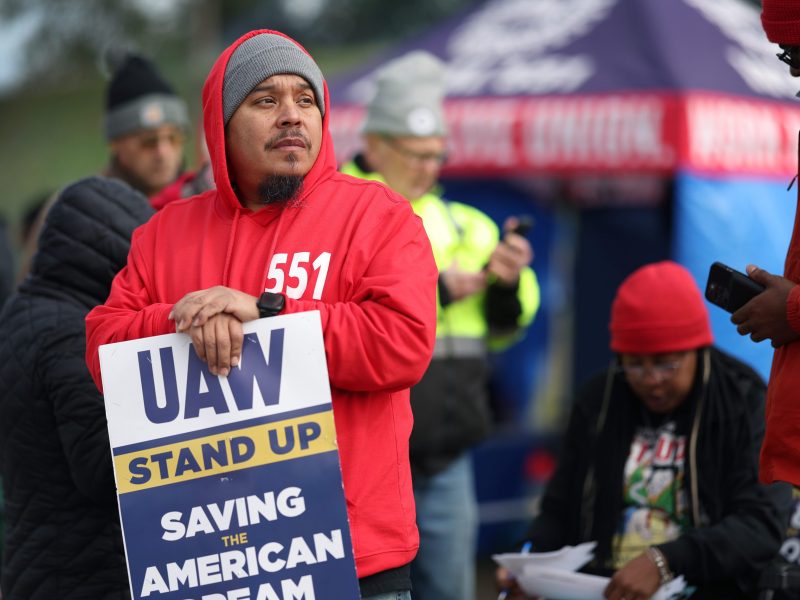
[
  {"left": 0, "top": 0, "right": 194, "bottom": 87},
  {"left": 0, "top": 82, "right": 108, "bottom": 223}
]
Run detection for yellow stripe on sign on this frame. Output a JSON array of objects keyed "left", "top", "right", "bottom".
[{"left": 114, "top": 411, "right": 337, "bottom": 494}]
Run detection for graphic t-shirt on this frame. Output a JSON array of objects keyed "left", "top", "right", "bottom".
[{"left": 612, "top": 418, "right": 689, "bottom": 568}]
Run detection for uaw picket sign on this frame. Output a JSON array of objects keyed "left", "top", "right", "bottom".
[{"left": 98, "top": 311, "right": 360, "bottom": 600}]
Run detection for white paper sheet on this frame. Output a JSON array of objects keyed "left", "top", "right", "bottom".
[
  {"left": 492, "top": 542, "right": 687, "bottom": 600},
  {"left": 492, "top": 541, "right": 597, "bottom": 576}
]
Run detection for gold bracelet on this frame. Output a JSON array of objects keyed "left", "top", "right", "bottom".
[{"left": 646, "top": 546, "right": 674, "bottom": 584}]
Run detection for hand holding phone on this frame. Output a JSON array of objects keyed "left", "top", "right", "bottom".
[
  {"left": 727, "top": 264, "right": 800, "bottom": 347},
  {"left": 484, "top": 215, "right": 535, "bottom": 277},
  {"left": 705, "top": 262, "right": 765, "bottom": 313},
  {"left": 506, "top": 215, "right": 534, "bottom": 238}
]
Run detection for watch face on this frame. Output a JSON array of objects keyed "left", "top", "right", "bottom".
[{"left": 258, "top": 292, "right": 285, "bottom": 317}]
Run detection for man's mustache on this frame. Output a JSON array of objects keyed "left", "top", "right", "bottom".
[{"left": 265, "top": 130, "right": 311, "bottom": 150}]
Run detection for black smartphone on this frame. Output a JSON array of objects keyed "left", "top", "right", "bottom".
[
  {"left": 704, "top": 262, "right": 765, "bottom": 313},
  {"left": 508, "top": 215, "right": 534, "bottom": 237}
]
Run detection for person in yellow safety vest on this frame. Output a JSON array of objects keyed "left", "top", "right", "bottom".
[{"left": 342, "top": 50, "right": 540, "bottom": 600}]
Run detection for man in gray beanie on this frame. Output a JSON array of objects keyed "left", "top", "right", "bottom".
[
  {"left": 104, "top": 53, "right": 189, "bottom": 198},
  {"left": 86, "top": 30, "right": 437, "bottom": 600},
  {"left": 342, "top": 50, "right": 540, "bottom": 600}
]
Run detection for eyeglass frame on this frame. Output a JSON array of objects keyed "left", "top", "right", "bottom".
[
  {"left": 616, "top": 355, "right": 686, "bottom": 382},
  {"left": 380, "top": 135, "right": 448, "bottom": 166},
  {"left": 132, "top": 129, "right": 187, "bottom": 151},
  {"left": 777, "top": 45, "right": 800, "bottom": 70}
]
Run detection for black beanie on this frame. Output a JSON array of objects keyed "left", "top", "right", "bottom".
[{"left": 105, "top": 54, "right": 189, "bottom": 141}]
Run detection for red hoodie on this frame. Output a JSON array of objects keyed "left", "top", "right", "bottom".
[
  {"left": 85, "top": 30, "right": 437, "bottom": 578},
  {"left": 760, "top": 138, "right": 800, "bottom": 486}
]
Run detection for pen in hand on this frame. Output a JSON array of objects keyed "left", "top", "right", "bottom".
[{"left": 497, "top": 541, "right": 533, "bottom": 600}]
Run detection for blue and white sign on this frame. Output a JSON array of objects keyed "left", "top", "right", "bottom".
[{"left": 99, "top": 311, "right": 360, "bottom": 600}]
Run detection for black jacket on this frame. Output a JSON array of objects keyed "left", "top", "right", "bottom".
[
  {"left": 0, "top": 216, "right": 14, "bottom": 308},
  {"left": 0, "top": 177, "right": 154, "bottom": 599},
  {"left": 526, "top": 347, "right": 792, "bottom": 599}
]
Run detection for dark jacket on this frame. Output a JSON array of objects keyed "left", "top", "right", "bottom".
[
  {"left": 0, "top": 216, "right": 14, "bottom": 308},
  {"left": 527, "top": 347, "right": 791, "bottom": 599},
  {"left": 0, "top": 177, "right": 154, "bottom": 599}
]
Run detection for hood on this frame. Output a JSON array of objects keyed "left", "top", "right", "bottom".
[
  {"left": 202, "top": 30, "right": 337, "bottom": 215},
  {"left": 25, "top": 176, "right": 155, "bottom": 307}
]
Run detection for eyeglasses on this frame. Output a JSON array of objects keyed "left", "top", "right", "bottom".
[
  {"left": 777, "top": 45, "right": 800, "bottom": 70},
  {"left": 381, "top": 135, "right": 448, "bottom": 166},
  {"left": 136, "top": 130, "right": 186, "bottom": 151},
  {"left": 618, "top": 357, "right": 684, "bottom": 382}
]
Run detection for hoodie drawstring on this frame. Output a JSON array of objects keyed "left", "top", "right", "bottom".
[
  {"left": 222, "top": 210, "right": 240, "bottom": 286},
  {"left": 260, "top": 205, "right": 289, "bottom": 293}
]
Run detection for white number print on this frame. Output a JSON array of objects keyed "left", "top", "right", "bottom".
[{"left": 264, "top": 251, "right": 331, "bottom": 300}]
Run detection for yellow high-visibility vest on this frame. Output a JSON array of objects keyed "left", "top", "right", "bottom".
[{"left": 342, "top": 161, "right": 540, "bottom": 351}]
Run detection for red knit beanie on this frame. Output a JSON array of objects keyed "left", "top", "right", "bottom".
[
  {"left": 610, "top": 261, "right": 713, "bottom": 354},
  {"left": 762, "top": 0, "right": 800, "bottom": 46}
]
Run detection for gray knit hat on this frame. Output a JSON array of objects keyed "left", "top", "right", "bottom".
[
  {"left": 105, "top": 54, "right": 189, "bottom": 141},
  {"left": 363, "top": 51, "right": 447, "bottom": 137},
  {"left": 223, "top": 33, "right": 325, "bottom": 124}
]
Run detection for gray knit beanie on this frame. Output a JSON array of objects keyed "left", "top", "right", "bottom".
[
  {"left": 223, "top": 33, "right": 325, "bottom": 124},
  {"left": 105, "top": 54, "right": 189, "bottom": 141},
  {"left": 363, "top": 51, "right": 447, "bottom": 137}
]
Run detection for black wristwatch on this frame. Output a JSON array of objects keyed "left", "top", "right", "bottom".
[{"left": 256, "top": 292, "right": 285, "bottom": 318}]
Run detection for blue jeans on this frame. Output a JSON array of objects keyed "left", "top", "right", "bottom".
[
  {"left": 361, "top": 592, "right": 412, "bottom": 600},
  {"left": 410, "top": 454, "right": 478, "bottom": 600}
]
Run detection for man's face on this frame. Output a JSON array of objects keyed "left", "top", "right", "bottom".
[
  {"left": 225, "top": 74, "right": 323, "bottom": 206},
  {"left": 619, "top": 350, "right": 697, "bottom": 414},
  {"left": 110, "top": 124, "right": 185, "bottom": 197},
  {"left": 366, "top": 134, "right": 446, "bottom": 202}
]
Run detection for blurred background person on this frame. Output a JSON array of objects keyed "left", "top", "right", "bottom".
[
  {"left": 731, "top": 0, "right": 800, "bottom": 490},
  {"left": 496, "top": 262, "right": 790, "bottom": 600},
  {"left": 11, "top": 54, "right": 190, "bottom": 290},
  {"left": 0, "top": 177, "right": 154, "bottom": 599},
  {"left": 342, "top": 50, "right": 540, "bottom": 600},
  {"left": 103, "top": 53, "right": 189, "bottom": 200},
  {"left": 150, "top": 119, "right": 215, "bottom": 209}
]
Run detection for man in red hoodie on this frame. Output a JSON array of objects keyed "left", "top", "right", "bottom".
[
  {"left": 85, "top": 30, "right": 437, "bottom": 600},
  {"left": 734, "top": 0, "right": 800, "bottom": 487}
]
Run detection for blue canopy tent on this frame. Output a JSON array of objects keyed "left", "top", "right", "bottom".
[{"left": 329, "top": 0, "right": 800, "bottom": 552}]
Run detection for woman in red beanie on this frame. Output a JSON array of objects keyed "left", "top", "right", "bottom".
[
  {"left": 730, "top": 0, "right": 800, "bottom": 496},
  {"left": 497, "top": 262, "right": 790, "bottom": 600}
]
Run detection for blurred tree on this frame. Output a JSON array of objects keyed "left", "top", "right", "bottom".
[
  {"left": 0, "top": 0, "right": 766, "bottom": 93},
  {"left": 222, "top": 0, "right": 474, "bottom": 46},
  {"left": 0, "top": 0, "right": 202, "bottom": 89},
  {"left": 0, "top": 0, "right": 476, "bottom": 92}
]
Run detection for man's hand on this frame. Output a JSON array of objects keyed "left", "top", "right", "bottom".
[
  {"left": 186, "top": 313, "right": 244, "bottom": 377},
  {"left": 169, "top": 286, "right": 262, "bottom": 376},
  {"left": 486, "top": 218, "right": 534, "bottom": 287},
  {"left": 604, "top": 552, "right": 661, "bottom": 600},
  {"left": 731, "top": 265, "right": 800, "bottom": 348},
  {"left": 441, "top": 261, "right": 487, "bottom": 301},
  {"left": 169, "top": 286, "right": 259, "bottom": 332},
  {"left": 494, "top": 567, "right": 533, "bottom": 600}
]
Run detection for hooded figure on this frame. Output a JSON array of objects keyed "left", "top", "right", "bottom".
[
  {"left": 0, "top": 177, "right": 154, "bottom": 599},
  {"left": 85, "top": 30, "right": 437, "bottom": 599}
]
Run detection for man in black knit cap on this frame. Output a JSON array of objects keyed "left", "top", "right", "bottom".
[{"left": 104, "top": 54, "right": 189, "bottom": 198}]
